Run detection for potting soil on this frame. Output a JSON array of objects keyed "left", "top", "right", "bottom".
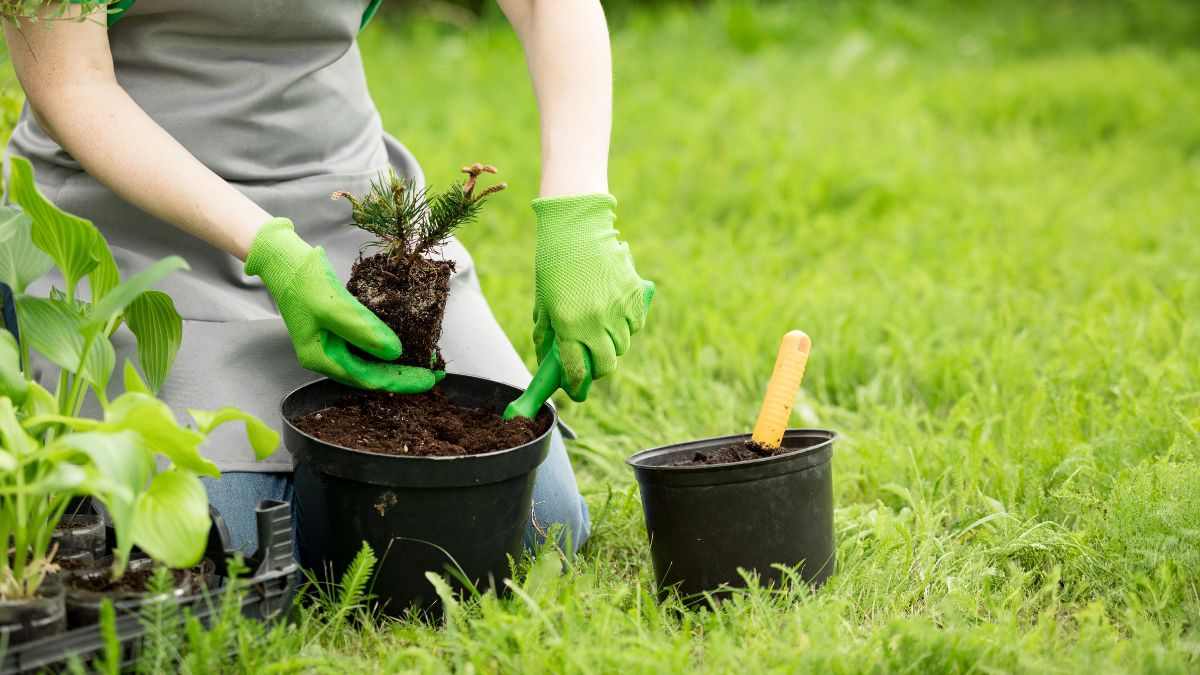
[
  {"left": 292, "top": 387, "right": 552, "bottom": 457},
  {"left": 675, "top": 440, "right": 779, "bottom": 466},
  {"left": 347, "top": 253, "right": 454, "bottom": 370},
  {"left": 68, "top": 566, "right": 189, "bottom": 594}
]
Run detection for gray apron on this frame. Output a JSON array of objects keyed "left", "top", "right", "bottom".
[{"left": 7, "top": 0, "right": 535, "bottom": 471}]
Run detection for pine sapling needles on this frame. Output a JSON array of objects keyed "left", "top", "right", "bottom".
[{"left": 333, "top": 163, "right": 507, "bottom": 270}]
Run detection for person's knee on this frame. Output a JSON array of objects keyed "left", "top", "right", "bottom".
[
  {"left": 527, "top": 491, "right": 590, "bottom": 553},
  {"left": 202, "top": 472, "right": 292, "bottom": 554},
  {"left": 524, "top": 428, "right": 590, "bottom": 552}
]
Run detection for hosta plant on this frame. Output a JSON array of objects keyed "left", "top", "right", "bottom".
[{"left": 0, "top": 156, "right": 278, "bottom": 599}]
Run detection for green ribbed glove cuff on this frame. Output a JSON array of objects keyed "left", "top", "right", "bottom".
[
  {"left": 532, "top": 193, "right": 617, "bottom": 240},
  {"left": 245, "top": 218, "right": 311, "bottom": 291}
]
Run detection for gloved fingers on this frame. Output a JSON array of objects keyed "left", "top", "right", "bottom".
[
  {"left": 317, "top": 273, "right": 403, "bottom": 361},
  {"left": 625, "top": 280, "right": 655, "bottom": 336},
  {"left": 533, "top": 303, "right": 555, "bottom": 363},
  {"left": 322, "top": 333, "right": 438, "bottom": 393},
  {"left": 376, "top": 367, "right": 444, "bottom": 394},
  {"left": 557, "top": 338, "right": 593, "bottom": 402},
  {"left": 585, "top": 333, "right": 619, "bottom": 381},
  {"left": 608, "top": 320, "right": 631, "bottom": 357}
]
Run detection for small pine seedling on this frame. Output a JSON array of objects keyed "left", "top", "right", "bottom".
[{"left": 333, "top": 163, "right": 506, "bottom": 267}]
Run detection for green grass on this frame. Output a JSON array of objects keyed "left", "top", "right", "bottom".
[{"left": 9, "top": 0, "right": 1200, "bottom": 671}]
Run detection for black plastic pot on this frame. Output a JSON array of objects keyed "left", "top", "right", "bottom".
[
  {"left": 0, "top": 576, "right": 66, "bottom": 647},
  {"left": 627, "top": 429, "right": 836, "bottom": 603},
  {"left": 64, "top": 557, "right": 212, "bottom": 627},
  {"left": 282, "top": 375, "right": 554, "bottom": 615},
  {"left": 51, "top": 514, "right": 106, "bottom": 566}
]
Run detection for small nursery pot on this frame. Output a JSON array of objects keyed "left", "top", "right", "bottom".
[
  {"left": 627, "top": 429, "right": 836, "bottom": 603},
  {"left": 52, "top": 513, "right": 107, "bottom": 566},
  {"left": 282, "top": 375, "right": 554, "bottom": 615},
  {"left": 0, "top": 575, "right": 66, "bottom": 647},
  {"left": 64, "top": 557, "right": 208, "bottom": 627}
]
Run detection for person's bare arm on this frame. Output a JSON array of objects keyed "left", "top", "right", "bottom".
[
  {"left": 496, "top": 0, "right": 611, "bottom": 197},
  {"left": 4, "top": 8, "right": 269, "bottom": 260}
]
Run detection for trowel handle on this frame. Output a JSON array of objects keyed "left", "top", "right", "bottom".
[
  {"left": 503, "top": 283, "right": 655, "bottom": 420},
  {"left": 502, "top": 341, "right": 575, "bottom": 420},
  {"left": 529, "top": 341, "right": 567, "bottom": 406},
  {"left": 751, "top": 330, "right": 812, "bottom": 449}
]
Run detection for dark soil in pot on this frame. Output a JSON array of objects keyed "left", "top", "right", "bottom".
[
  {"left": 291, "top": 387, "right": 551, "bottom": 456},
  {"left": 0, "top": 575, "right": 66, "bottom": 647},
  {"left": 347, "top": 253, "right": 454, "bottom": 370},
  {"left": 628, "top": 429, "right": 837, "bottom": 605},
  {"left": 64, "top": 557, "right": 214, "bottom": 627},
  {"left": 283, "top": 375, "right": 554, "bottom": 616},
  {"left": 674, "top": 440, "right": 778, "bottom": 466}
]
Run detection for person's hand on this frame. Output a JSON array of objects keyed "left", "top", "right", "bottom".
[
  {"left": 532, "top": 194, "right": 652, "bottom": 401},
  {"left": 245, "top": 218, "right": 442, "bottom": 393}
]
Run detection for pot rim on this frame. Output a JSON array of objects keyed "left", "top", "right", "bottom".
[
  {"left": 627, "top": 428, "right": 836, "bottom": 472},
  {"left": 280, "top": 375, "right": 557, "bottom": 463},
  {"left": 627, "top": 429, "right": 836, "bottom": 487},
  {"left": 54, "top": 513, "right": 103, "bottom": 529},
  {"left": 0, "top": 574, "right": 65, "bottom": 610}
]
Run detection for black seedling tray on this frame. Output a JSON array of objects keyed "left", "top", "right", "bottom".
[{"left": 1, "top": 500, "right": 300, "bottom": 674}]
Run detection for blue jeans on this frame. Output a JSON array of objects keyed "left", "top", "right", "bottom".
[{"left": 202, "top": 427, "right": 589, "bottom": 556}]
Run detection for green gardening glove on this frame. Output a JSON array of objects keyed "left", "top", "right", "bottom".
[
  {"left": 245, "top": 218, "right": 442, "bottom": 393},
  {"left": 532, "top": 194, "right": 651, "bottom": 401}
]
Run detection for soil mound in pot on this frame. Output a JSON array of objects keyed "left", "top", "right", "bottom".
[
  {"left": 292, "top": 387, "right": 552, "bottom": 457},
  {"left": 68, "top": 566, "right": 190, "bottom": 594},
  {"left": 674, "top": 440, "right": 780, "bottom": 466},
  {"left": 347, "top": 253, "right": 454, "bottom": 370}
]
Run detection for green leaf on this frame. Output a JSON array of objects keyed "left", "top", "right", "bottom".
[
  {"left": 132, "top": 469, "right": 210, "bottom": 569},
  {"left": 0, "top": 448, "right": 13, "bottom": 472},
  {"left": 189, "top": 407, "right": 280, "bottom": 461},
  {"left": 82, "top": 256, "right": 188, "bottom": 334},
  {"left": 122, "top": 359, "right": 151, "bottom": 395},
  {"left": 125, "top": 291, "right": 182, "bottom": 394},
  {"left": 15, "top": 296, "right": 80, "bottom": 373},
  {"left": 102, "top": 392, "right": 219, "bottom": 477},
  {"left": 22, "top": 413, "right": 99, "bottom": 436},
  {"left": 0, "top": 329, "right": 28, "bottom": 404},
  {"left": 426, "top": 572, "right": 462, "bottom": 621},
  {"left": 8, "top": 156, "right": 107, "bottom": 293},
  {"left": 89, "top": 241, "right": 120, "bottom": 302},
  {"left": 0, "top": 396, "right": 35, "bottom": 457},
  {"left": 55, "top": 431, "right": 150, "bottom": 499},
  {"left": 19, "top": 382, "right": 58, "bottom": 419},
  {"left": 0, "top": 206, "right": 53, "bottom": 293},
  {"left": 15, "top": 296, "right": 116, "bottom": 390},
  {"left": 83, "top": 332, "right": 116, "bottom": 394},
  {"left": 55, "top": 430, "right": 150, "bottom": 574},
  {"left": 36, "top": 462, "right": 87, "bottom": 493}
]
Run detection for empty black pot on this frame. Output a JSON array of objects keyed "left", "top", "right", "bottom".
[
  {"left": 628, "top": 429, "right": 836, "bottom": 603},
  {"left": 281, "top": 375, "right": 554, "bottom": 615},
  {"left": 0, "top": 575, "right": 65, "bottom": 647}
]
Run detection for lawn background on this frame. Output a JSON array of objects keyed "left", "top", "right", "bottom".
[{"left": 3, "top": 1, "right": 1200, "bottom": 671}]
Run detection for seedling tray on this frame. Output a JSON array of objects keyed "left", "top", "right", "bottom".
[{"left": 1, "top": 500, "right": 299, "bottom": 674}]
